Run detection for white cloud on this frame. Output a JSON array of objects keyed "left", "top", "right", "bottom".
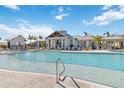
[
  {"left": 3, "top": 5, "right": 20, "bottom": 10},
  {"left": 0, "top": 24, "right": 14, "bottom": 34},
  {"left": 82, "top": 20, "right": 88, "bottom": 25},
  {"left": 53, "top": 6, "right": 71, "bottom": 21},
  {"left": 102, "top": 5, "right": 113, "bottom": 11},
  {"left": 16, "top": 19, "right": 31, "bottom": 28},
  {"left": 83, "top": 5, "right": 124, "bottom": 26},
  {"left": 58, "top": 7, "right": 64, "bottom": 13},
  {"left": 119, "top": 5, "right": 124, "bottom": 12},
  {"left": 0, "top": 19, "right": 54, "bottom": 39},
  {"left": 55, "top": 13, "right": 69, "bottom": 21},
  {"left": 82, "top": 20, "right": 87, "bottom": 24}
]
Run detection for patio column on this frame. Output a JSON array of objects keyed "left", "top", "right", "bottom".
[
  {"left": 65, "top": 38, "right": 68, "bottom": 49},
  {"left": 73, "top": 39, "right": 75, "bottom": 46},
  {"left": 86, "top": 41, "right": 89, "bottom": 47},
  {"left": 75, "top": 39, "right": 78, "bottom": 48},
  {"left": 52, "top": 39, "right": 55, "bottom": 49},
  {"left": 114, "top": 41, "right": 116, "bottom": 48},
  {"left": 73, "top": 39, "right": 77, "bottom": 49},
  {"left": 123, "top": 41, "right": 124, "bottom": 47},
  {"left": 61, "top": 38, "right": 63, "bottom": 49},
  {"left": 89, "top": 41, "right": 91, "bottom": 48},
  {"left": 37, "top": 40, "right": 40, "bottom": 49},
  {"left": 105, "top": 40, "right": 108, "bottom": 49},
  {"left": 51, "top": 39, "right": 53, "bottom": 48},
  {"left": 118, "top": 41, "right": 121, "bottom": 48},
  {"left": 46, "top": 40, "right": 49, "bottom": 48}
]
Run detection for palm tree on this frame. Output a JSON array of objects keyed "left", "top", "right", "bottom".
[
  {"left": 39, "top": 35, "right": 43, "bottom": 40},
  {"left": 103, "top": 31, "right": 110, "bottom": 37},
  {"left": 32, "top": 35, "right": 37, "bottom": 41},
  {"left": 93, "top": 35, "right": 102, "bottom": 50},
  {"left": 32, "top": 35, "right": 38, "bottom": 48},
  {"left": 27, "top": 35, "right": 34, "bottom": 46},
  {"left": 84, "top": 32, "right": 88, "bottom": 36}
]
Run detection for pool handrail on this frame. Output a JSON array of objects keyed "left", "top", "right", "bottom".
[
  {"left": 56, "top": 58, "right": 80, "bottom": 88},
  {"left": 56, "top": 58, "right": 66, "bottom": 83}
]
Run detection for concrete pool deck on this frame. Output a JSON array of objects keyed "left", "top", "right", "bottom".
[{"left": 0, "top": 69, "right": 109, "bottom": 88}]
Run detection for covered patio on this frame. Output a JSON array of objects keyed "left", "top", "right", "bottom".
[
  {"left": 46, "top": 31, "right": 77, "bottom": 50},
  {"left": 102, "top": 36, "right": 124, "bottom": 49}
]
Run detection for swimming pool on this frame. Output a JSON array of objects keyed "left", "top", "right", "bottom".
[
  {"left": 14, "top": 50, "right": 124, "bottom": 71},
  {"left": 1, "top": 50, "right": 124, "bottom": 87}
]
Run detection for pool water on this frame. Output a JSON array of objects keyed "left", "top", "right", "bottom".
[
  {"left": 1, "top": 50, "right": 124, "bottom": 87},
  {"left": 14, "top": 50, "right": 124, "bottom": 71}
]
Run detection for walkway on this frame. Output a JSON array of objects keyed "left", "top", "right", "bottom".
[{"left": 0, "top": 69, "right": 108, "bottom": 88}]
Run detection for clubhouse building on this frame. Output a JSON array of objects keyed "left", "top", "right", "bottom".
[
  {"left": 46, "top": 31, "right": 124, "bottom": 50},
  {"left": 1, "top": 30, "right": 124, "bottom": 50},
  {"left": 46, "top": 31, "right": 78, "bottom": 50}
]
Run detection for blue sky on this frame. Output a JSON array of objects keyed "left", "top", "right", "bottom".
[{"left": 0, "top": 5, "right": 124, "bottom": 39}]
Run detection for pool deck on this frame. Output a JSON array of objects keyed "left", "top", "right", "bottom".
[
  {"left": 0, "top": 49, "right": 122, "bottom": 55},
  {"left": 0, "top": 69, "right": 109, "bottom": 88}
]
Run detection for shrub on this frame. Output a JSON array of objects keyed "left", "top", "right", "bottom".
[
  {"left": 40, "top": 41, "right": 47, "bottom": 48},
  {"left": 0, "top": 44, "right": 7, "bottom": 49}
]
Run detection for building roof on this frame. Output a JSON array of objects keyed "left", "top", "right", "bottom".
[
  {"left": 102, "top": 36, "right": 124, "bottom": 40},
  {"left": 111, "top": 33, "right": 124, "bottom": 37},
  {"left": 82, "top": 35, "right": 94, "bottom": 41},
  {"left": 74, "top": 34, "right": 124, "bottom": 41},
  {"left": 46, "top": 30, "right": 73, "bottom": 39},
  {"left": 5, "top": 35, "right": 26, "bottom": 41},
  {"left": 73, "top": 35, "right": 82, "bottom": 40},
  {"left": 73, "top": 35, "right": 94, "bottom": 41}
]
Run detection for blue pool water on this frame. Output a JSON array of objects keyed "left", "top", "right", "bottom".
[{"left": 14, "top": 50, "right": 124, "bottom": 71}]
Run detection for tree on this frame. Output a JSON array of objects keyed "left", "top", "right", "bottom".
[
  {"left": 32, "top": 35, "right": 37, "bottom": 41},
  {"left": 27, "top": 35, "right": 33, "bottom": 46},
  {"left": 103, "top": 31, "right": 110, "bottom": 37},
  {"left": 32, "top": 35, "right": 38, "bottom": 48},
  {"left": 0, "top": 44, "right": 6, "bottom": 49},
  {"left": 27, "top": 35, "right": 37, "bottom": 43},
  {"left": 84, "top": 32, "right": 88, "bottom": 36},
  {"left": 93, "top": 35, "right": 102, "bottom": 50},
  {"left": 40, "top": 41, "right": 47, "bottom": 48},
  {"left": 39, "top": 35, "right": 43, "bottom": 39}
]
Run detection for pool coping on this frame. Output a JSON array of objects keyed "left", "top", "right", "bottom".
[
  {"left": 0, "top": 49, "right": 123, "bottom": 55},
  {"left": 0, "top": 68, "right": 110, "bottom": 88},
  {"left": 0, "top": 49, "right": 39, "bottom": 55}
]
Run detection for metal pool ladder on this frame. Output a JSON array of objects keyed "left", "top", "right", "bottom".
[{"left": 56, "top": 58, "right": 80, "bottom": 88}]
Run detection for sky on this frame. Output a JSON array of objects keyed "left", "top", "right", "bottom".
[{"left": 0, "top": 5, "right": 124, "bottom": 39}]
